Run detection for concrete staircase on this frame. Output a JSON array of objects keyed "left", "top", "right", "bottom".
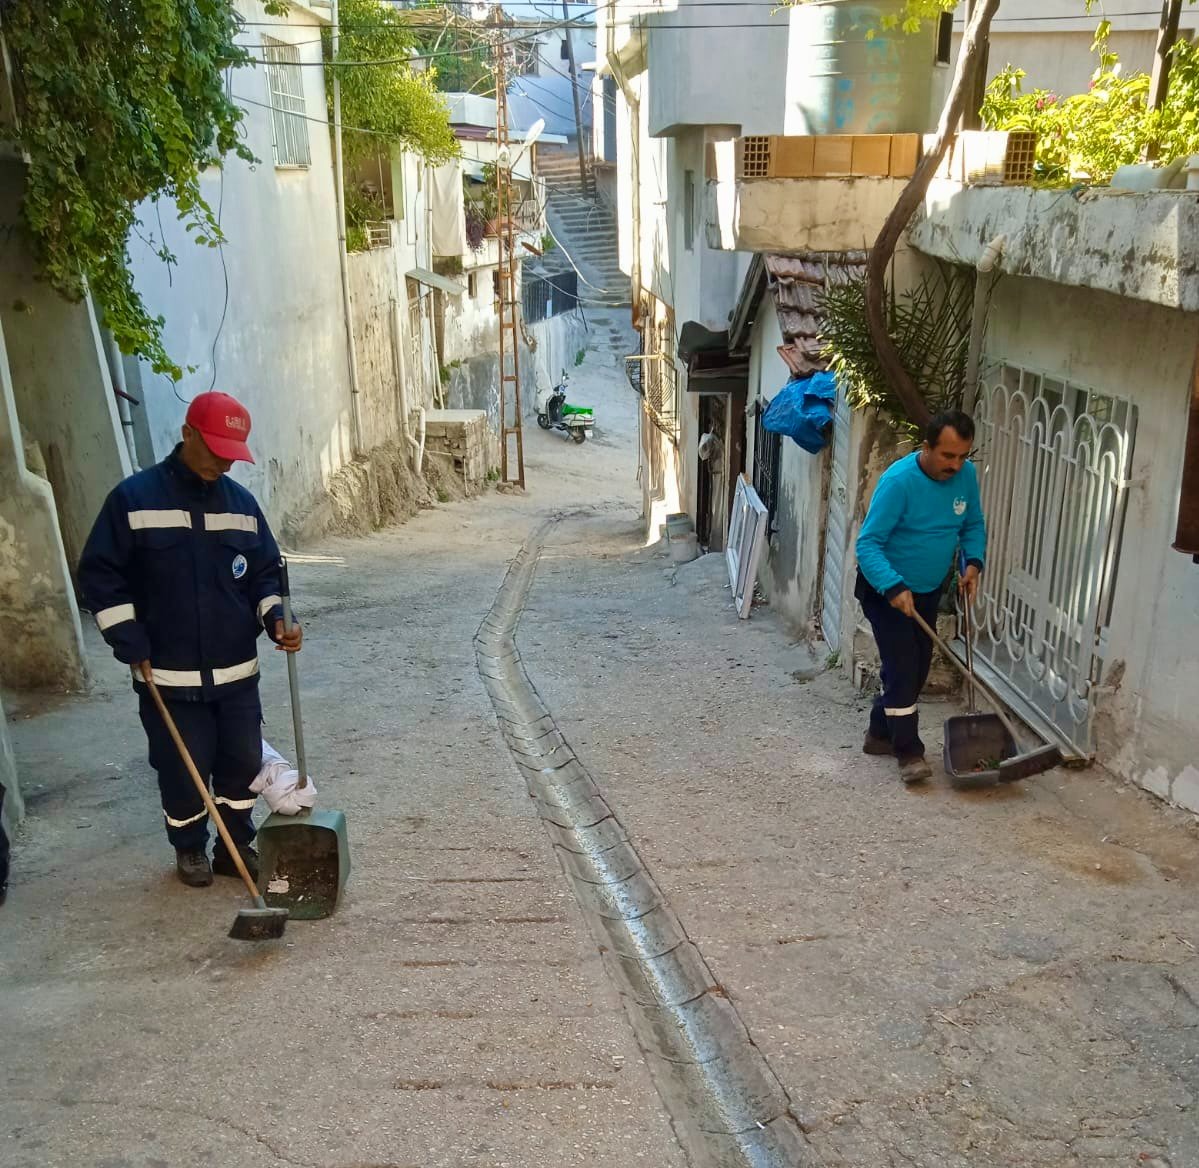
[{"left": 537, "top": 148, "right": 629, "bottom": 308}]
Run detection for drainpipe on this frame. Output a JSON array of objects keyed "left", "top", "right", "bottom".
[
  {"left": 102, "top": 329, "right": 141, "bottom": 471},
  {"left": 331, "top": 0, "right": 365, "bottom": 455},
  {"left": 964, "top": 234, "right": 1005, "bottom": 415}
]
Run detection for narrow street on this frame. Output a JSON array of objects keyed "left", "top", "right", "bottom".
[{"left": 3, "top": 322, "right": 1198, "bottom": 1168}]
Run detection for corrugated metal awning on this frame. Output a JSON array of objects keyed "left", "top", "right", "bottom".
[{"left": 407, "top": 267, "right": 465, "bottom": 297}]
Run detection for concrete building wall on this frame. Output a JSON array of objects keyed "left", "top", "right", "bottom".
[
  {"left": 0, "top": 163, "right": 132, "bottom": 575},
  {"left": 445, "top": 309, "right": 587, "bottom": 432},
  {"left": 979, "top": 275, "right": 1199, "bottom": 811},
  {"left": 746, "top": 309, "right": 827, "bottom": 636},
  {"left": 348, "top": 247, "right": 402, "bottom": 453},
  {"left": 123, "top": 5, "right": 354, "bottom": 540},
  {"left": 645, "top": 0, "right": 790, "bottom": 138},
  {"left": 0, "top": 315, "right": 87, "bottom": 693},
  {"left": 950, "top": 0, "right": 1199, "bottom": 95}
]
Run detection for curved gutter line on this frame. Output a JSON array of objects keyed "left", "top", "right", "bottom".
[{"left": 475, "top": 521, "right": 811, "bottom": 1168}]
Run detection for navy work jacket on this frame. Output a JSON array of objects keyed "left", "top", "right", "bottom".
[{"left": 78, "top": 447, "right": 287, "bottom": 702}]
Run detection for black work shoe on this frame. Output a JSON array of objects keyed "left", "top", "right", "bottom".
[
  {"left": 176, "top": 849, "right": 214, "bottom": 887},
  {"left": 212, "top": 845, "right": 259, "bottom": 883},
  {"left": 863, "top": 732, "right": 893, "bottom": 756},
  {"left": 898, "top": 756, "right": 933, "bottom": 785}
]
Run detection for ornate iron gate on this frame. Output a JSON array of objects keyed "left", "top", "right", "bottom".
[{"left": 967, "top": 361, "right": 1137, "bottom": 755}]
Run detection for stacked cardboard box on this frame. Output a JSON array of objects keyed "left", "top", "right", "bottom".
[{"left": 423, "top": 409, "right": 493, "bottom": 492}]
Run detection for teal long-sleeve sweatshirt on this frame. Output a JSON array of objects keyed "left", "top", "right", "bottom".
[{"left": 856, "top": 452, "right": 987, "bottom": 598}]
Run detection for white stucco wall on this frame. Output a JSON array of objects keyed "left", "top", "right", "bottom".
[
  {"left": 0, "top": 163, "right": 132, "bottom": 574},
  {"left": 123, "top": 4, "right": 354, "bottom": 538},
  {"left": 644, "top": 0, "right": 791, "bottom": 138},
  {"left": 0, "top": 314, "right": 87, "bottom": 693}
]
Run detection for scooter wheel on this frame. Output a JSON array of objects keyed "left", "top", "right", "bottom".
[
  {"left": 571, "top": 429, "right": 587, "bottom": 444},
  {"left": 537, "top": 414, "right": 551, "bottom": 430}
]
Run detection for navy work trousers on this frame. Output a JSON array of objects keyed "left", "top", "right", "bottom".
[
  {"left": 138, "top": 686, "right": 263, "bottom": 853},
  {"left": 855, "top": 572, "right": 944, "bottom": 763}
]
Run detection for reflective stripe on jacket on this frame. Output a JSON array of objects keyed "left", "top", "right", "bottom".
[{"left": 78, "top": 447, "right": 286, "bottom": 702}]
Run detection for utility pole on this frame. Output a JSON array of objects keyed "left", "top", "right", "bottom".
[
  {"left": 1145, "top": 0, "right": 1183, "bottom": 159},
  {"left": 493, "top": 22, "right": 526, "bottom": 489},
  {"left": 561, "top": 0, "right": 592, "bottom": 199}
]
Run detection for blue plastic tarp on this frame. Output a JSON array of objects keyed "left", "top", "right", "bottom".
[{"left": 761, "top": 371, "right": 838, "bottom": 454}]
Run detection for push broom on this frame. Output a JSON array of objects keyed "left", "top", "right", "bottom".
[{"left": 145, "top": 674, "right": 288, "bottom": 941}]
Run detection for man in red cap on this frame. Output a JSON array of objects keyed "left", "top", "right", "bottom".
[{"left": 79, "top": 392, "right": 302, "bottom": 887}]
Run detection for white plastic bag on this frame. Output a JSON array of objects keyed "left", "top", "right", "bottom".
[{"left": 250, "top": 740, "right": 318, "bottom": 815}]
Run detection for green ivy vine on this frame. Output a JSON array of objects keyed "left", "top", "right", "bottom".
[
  {"left": 328, "top": 0, "right": 460, "bottom": 169},
  {"left": 2, "top": 0, "right": 262, "bottom": 379}
]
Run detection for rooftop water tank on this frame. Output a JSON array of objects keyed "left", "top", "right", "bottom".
[{"left": 786, "top": 0, "right": 940, "bottom": 136}]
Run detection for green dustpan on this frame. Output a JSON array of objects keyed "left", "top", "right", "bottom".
[
  {"left": 256, "top": 559, "right": 350, "bottom": 921},
  {"left": 258, "top": 808, "right": 350, "bottom": 920}
]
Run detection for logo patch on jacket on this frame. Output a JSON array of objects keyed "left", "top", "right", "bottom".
[
  {"left": 953, "top": 496, "right": 967, "bottom": 516},
  {"left": 232, "top": 554, "right": 248, "bottom": 579}
]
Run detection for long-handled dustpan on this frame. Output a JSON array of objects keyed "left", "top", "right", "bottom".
[
  {"left": 256, "top": 558, "right": 350, "bottom": 920},
  {"left": 145, "top": 676, "right": 287, "bottom": 941},
  {"left": 911, "top": 608, "right": 1062, "bottom": 789}
]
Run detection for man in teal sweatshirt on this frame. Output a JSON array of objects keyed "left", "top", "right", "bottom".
[{"left": 854, "top": 409, "right": 987, "bottom": 783}]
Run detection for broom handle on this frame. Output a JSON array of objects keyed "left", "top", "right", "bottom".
[
  {"left": 280, "top": 558, "right": 308, "bottom": 790},
  {"left": 145, "top": 674, "right": 264, "bottom": 904},
  {"left": 958, "top": 551, "right": 976, "bottom": 713},
  {"left": 910, "top": 610, "right": 1025, "bottom": 746}
]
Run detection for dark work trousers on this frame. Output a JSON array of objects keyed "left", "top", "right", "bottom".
[
  {"left": 137, "top": 686, "right": 263, "bottom": 853},
  {"left": 855, "top": 572, "right": 944, "bottom": 763}
]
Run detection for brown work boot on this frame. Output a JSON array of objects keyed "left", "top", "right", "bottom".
[
  {"left": 176, "top": 848, "right": 214, "bottom": 888},
  {"left": 898, "top": 756, "right": 932, "bottom": 785},
  {"left": 213, "top": 844, "right": 259, "bottom": 883},
  {"left": 863, "top": 731, "right": 893, "bottom": 756}
]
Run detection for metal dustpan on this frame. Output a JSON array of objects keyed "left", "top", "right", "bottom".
[
  {"left": 257, "top": 558, "right": 350, "bottom": 920},
  {"left": 913, "top": 607, "right": 1061, "bottom": 791}
]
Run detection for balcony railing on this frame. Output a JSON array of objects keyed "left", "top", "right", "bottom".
[{"left": 624, "top": 352, "right": 679, "bottom": 444}]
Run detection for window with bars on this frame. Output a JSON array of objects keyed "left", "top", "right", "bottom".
[
  {"left": 753, "top": 401, "right": 781, "bottom": 528},
  {"left": 263, "top": 38, "right": 311, "bottom": 168}
]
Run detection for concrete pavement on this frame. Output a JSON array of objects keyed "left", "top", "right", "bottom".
[{"left": 3, "top": 316, "right": 1198, "bottom": 1167}]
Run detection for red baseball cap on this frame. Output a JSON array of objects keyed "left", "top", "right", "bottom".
[{"left": 185, "top": 391, "right": 255, "bottom": 464}]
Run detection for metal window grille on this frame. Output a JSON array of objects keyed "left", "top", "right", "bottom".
[
  {"left": 624, "top": 335, "right": 679, "bottom": 444},
  {"left": 965, "top": 359, "right": 1138, "bottom": 755},
  {"left": 264, "top": 39, "right": 311, "bottom": 168},
  {"left": 753, "top": 402, "right": 781, "bottom": 527},
  {"left": 522, "top": 269, "right": 578, "bottom": 324},
  {"left": 365, "top": 221, "right": 393, "bottom": 249}
]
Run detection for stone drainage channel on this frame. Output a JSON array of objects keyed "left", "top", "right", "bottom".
[{"left": 474, "top": 521, "right": 810, "bottom": 1168}]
